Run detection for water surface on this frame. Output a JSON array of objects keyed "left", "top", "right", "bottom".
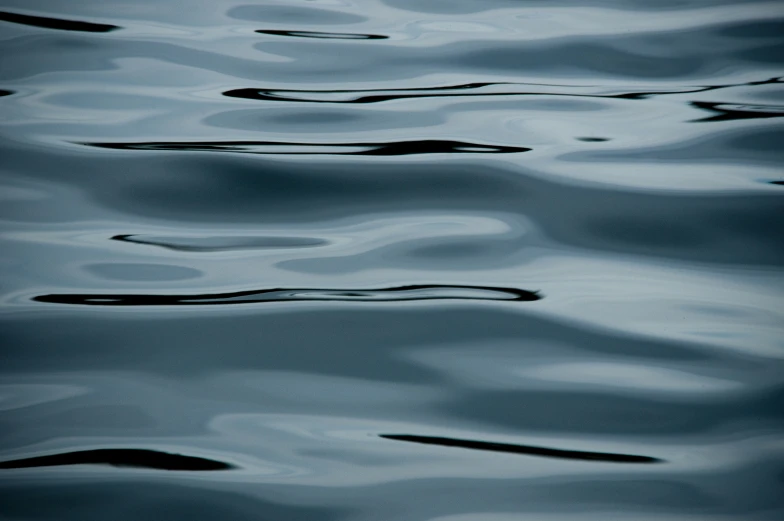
[{"left": 1, "top": 1, "right": 783, "bottom": 520}]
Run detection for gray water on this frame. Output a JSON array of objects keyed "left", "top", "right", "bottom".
[{"left": 1, "top": 1, "right": 783, "bottom": 520}]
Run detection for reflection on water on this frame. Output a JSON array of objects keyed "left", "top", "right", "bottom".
[
  {"left": 378, "top": 434, "right": 663, "bottom": 463},
  {"left": 83, "top": 138, "right": 532, "bottom": 155},
  {"left": 0, "top": 448, "right": 235, "bottom": 471},
  {"left": 0, "top": 10, "right": 119, "bottom": 32},
  {"left": 1, "top": 0, "right": 783, "bottom": 519},
  {"left": 32, "top": 284, "right": 541, "bottom": 306}
]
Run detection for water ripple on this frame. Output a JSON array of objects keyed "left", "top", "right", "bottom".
[
  {"left": 112, "top": 233, "right": 328, "bottom": 252},
  {"left": 380, "top": 434, "right": 662, "bottom": 463},
  {"left": 82, "top": 139, "right": 530, "bottom": 156},
  {"left": 223, "top": 77, "right": 784, "bottom": 104},
  {"left": 689, "top": 101, "right": 784, "bottom": 122},
  {"left": 32, "top": 285, "right": 541, "bottom": 306},
  {"left": 0, "top": 10, "right": 119, "bottom": 33},
  {"left": 1, "top": 1, "right": 783, "bottom": 519},
  {"left": 0, "top": 448, "right": 233, "bottom": 471},
  {"left": 256, "top": 29, "right": 388, "bottom": 41}
]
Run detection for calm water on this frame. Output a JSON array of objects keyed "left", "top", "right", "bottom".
[{"left": 1, "top": 1, "right": 783, "bottom": 519}]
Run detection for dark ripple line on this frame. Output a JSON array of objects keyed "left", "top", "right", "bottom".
[
  {"left": 81, "top": 140, "right": 530, "bottom": 156},
  {"left": 112, "top": 234, "right": 328, "bottom": 252},
  {"left": 0, "top": 10, "right": 119, "bottom": 33},
  {"left": 32, "top": 285, "right": 542, "bottom": 306},
  {"left": 0, "top": 449, "right": 234, "bottom": 471},
  {"left": 224, "top": 83, "right": 511, "bottom": 104},
  {"left": 381, "top": 435, "right": 662, "bottom": 464},
  {"left": 223, "top": 77, "right": 783, "bottom": 104},
  {"left": 689, "top": 101, "right": 784, "bottom": 122},
  {"left": 257, "top": 29, "right": 387, "bottom": 40}
]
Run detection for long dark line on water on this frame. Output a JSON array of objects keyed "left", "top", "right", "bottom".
[
  {"left": 32, "top": 285, "right": 542, "bottom": 306},
  {"left": 223, "top": 77, "right": 782, "bottom": 104},
  {"left": 0, "top": 10, "right": 119, "bottom": 32},
  {"left": 81, "top": 139, "right": 530, "bottom": 156},
  {"left": 256, "top": 29, "right": 387, "bottom": 40},
  {"left": 381, "top": 435, "right": 662, "bottom": 463}
]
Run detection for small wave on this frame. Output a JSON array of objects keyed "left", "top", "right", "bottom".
[{"left": 32, "top": 285, "right": 541, "bottom": 306}]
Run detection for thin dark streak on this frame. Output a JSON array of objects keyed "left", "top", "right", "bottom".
[
  {"left": 381, "top": 435, "right": 662, "bottom": 464},
  {"left": 0, "top": 89, "right": 14, "bottom": 97},
  {"left": 257, "top": 29, "right": 387, "bottom": 40},
  {"left": 225, "top": 88, "right": 545, "bottom": 104},
  {"left": 610, "top": 76, "right": 783, "bottom": 100},
  {"left": 80, "top": 140, "right": 531, "bottom": 156},
  {"left": 223, "top": 77, "right": 783, "bottom": 105},
  {"left": 0, "top": 449, "right": 234, "bottom": 471},
  {"left": 0, "top": 10, "right": 119, "bottom": 33},
  {"left": 224, "top": 83, "right": 517, "bottom": 101},
  {"left": 689, "top": 101, "right": 784, "bottom": 122},
  {"left": 32, "top": 285, "right": 542, "bottom": 306},
  {"left": 111, "top": 234, "right": 327, "bottom": 252}
]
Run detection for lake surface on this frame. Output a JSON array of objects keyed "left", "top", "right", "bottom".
[{"left": 1, "top": 1, "right": 783, "bottom": 519}]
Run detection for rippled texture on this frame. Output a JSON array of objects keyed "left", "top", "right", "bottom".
[{"left": 1, "top": 0, "right": 783, "bottom": 520}]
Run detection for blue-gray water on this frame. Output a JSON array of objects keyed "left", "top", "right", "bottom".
[{"left": 1, "top": 1, "right": 783, "bottom": 519}]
